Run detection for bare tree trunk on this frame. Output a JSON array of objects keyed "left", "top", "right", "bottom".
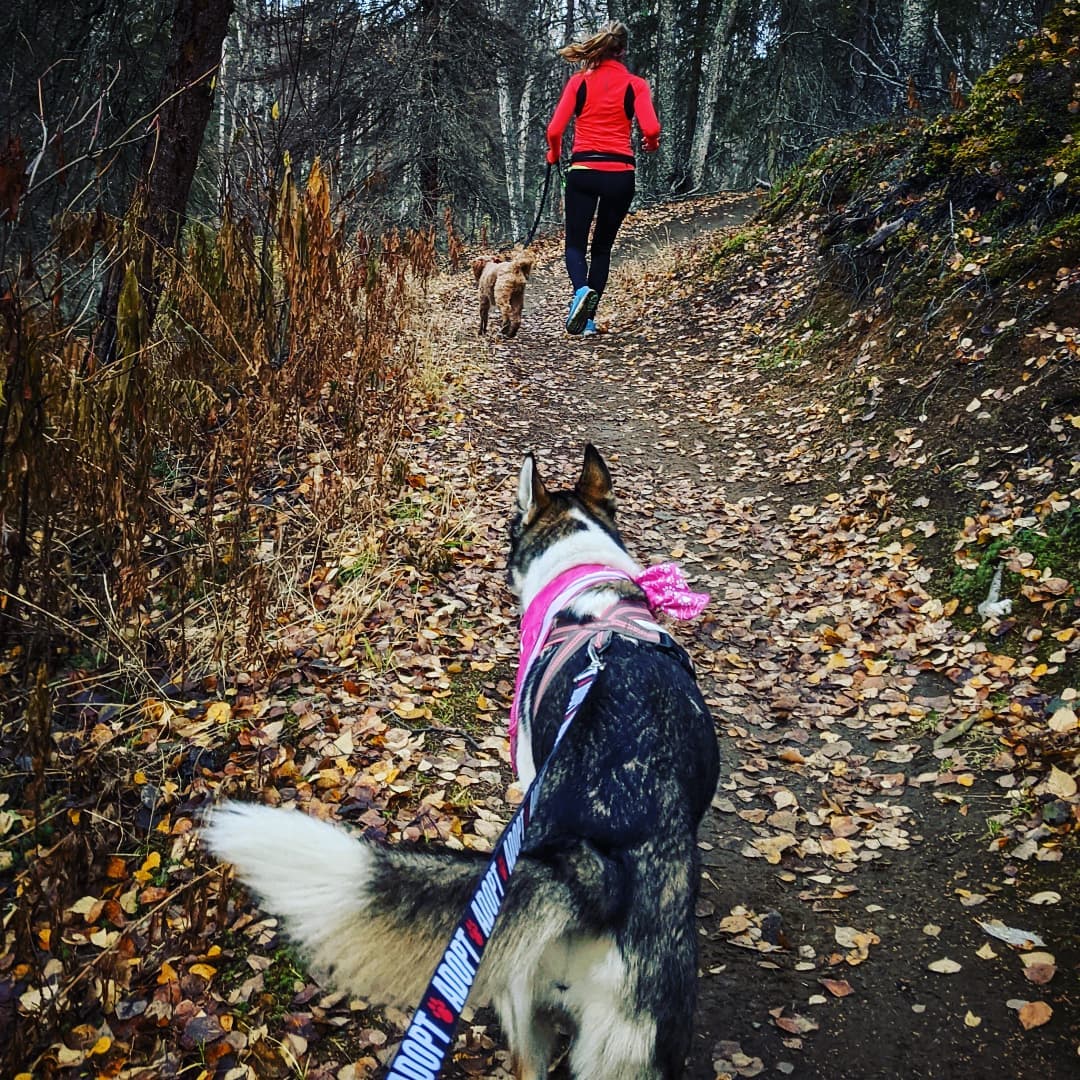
[
  {"left": 496, "top": 0, "right": 537, "bottom": 241},
  {"left": 497, "top": 70, "right": 524, "bottom": 238},
  {"left": 93, "top": 0, "right": 234, "bottom": 365},
  {"left": 654, "top": 0, "right": 679, "bottom": 188},
  {"left": 765, "top": 0, "right": 797, "bottom": 181},
  {"left": 418, "top": 0, "right": 441, "bottom": 223},
  {"left": 850, "top": 0, "right": 872, "bottom": 101},
  {"left": 517, "top": 72, "right": 534, "bottom": 208},
  {"left": 687, "top": 0, "right": 738, "bottom": 192},
  {"left": 681, "top": 0, "right": 711, "bottom": 172},
  {"left": 218, "top": 34, "right": 228, "bottom": 164},
  {"left": 899, "top": 0, "right": 933, "bottom": 93}
]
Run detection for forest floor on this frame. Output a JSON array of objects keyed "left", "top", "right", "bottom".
[{"left": 407, "top": 192, "right": 1079, "bottom": 1079}]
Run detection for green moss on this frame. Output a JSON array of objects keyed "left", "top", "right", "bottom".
[
  {"left": 763, "top": 123, "right": 915, "bottom": 220},
  {"left": 262, "top": 944, "right": 307, "bottom": 1006},
  {"left": 765, "top": 9, "right": 1080, "bottom": 314},
  {"left": 757, "top": 320, "right": 830, "bottom": 372},
  {"left": 426, "top": 664, "right": 505, "bottom": 735},
  {"left": 218, "top": 935, "right": 308, "bottom": 1021},
  {"left": 945, "top": 507, "right": 1080, "bottom": 672},
  {"left": 951, "top": 512, "right": 1080, "bottom": 600},
  {"left": 984, "top": 210, "right": 1080, "bottom": 283},
  {"left": 707, "top": 224, "right": 766, "bottom": 268}
]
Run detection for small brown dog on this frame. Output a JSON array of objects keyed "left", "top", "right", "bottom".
[{"left": 472, "top": 251, "right": 535, "bottom": 338}]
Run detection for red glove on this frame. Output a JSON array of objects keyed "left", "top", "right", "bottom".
[
  {"left": 546, "top": 148, "right": 560, "bottom": 165},
  {"left": 642, "top": 134, "right": 660, "bottom": 153}
]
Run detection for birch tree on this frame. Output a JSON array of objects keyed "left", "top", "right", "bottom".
[
  {"left": 495, "top": 0, "right": 541, "bottom": 239},
  {"left": 687, "top": 0, "right": 739, "bottom": 191},
  {"left": 899, "top": 0, "right": 934, "bottom": 89},
  {"left": 653, "top": 0, "right": 681, "bottom": 188},
  {"left": 497, "top": 68, "right": 536, "bottom": 238}
]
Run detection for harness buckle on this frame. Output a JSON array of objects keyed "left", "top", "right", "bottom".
[{"left": 586, "top": 635, "right": 608, "bottom": 671}]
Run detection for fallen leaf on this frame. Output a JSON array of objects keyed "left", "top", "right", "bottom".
[
  {"left": 1023, "top": 963, "right": 1056, "bottom": 985},
  {"left": 1025, "top": 891, "right": 1061, "bottom": 905},
  {"left": 1020, "top": 951, "right": 1056, "bottom": 967},
  {"left": 1048, "top": 707, "right": 1077, "bottom": 733},
  {"left": 751, "top": 834, "right": 798, "bottom": 864},
  {"left": 928, "top": 958, "right": 962, "bottom": 974},
  {"left": 1018, "top": 1001, "right": 1053, "bottom": 1030},
  {"left": 206, "top": 701, "right": 233, "bottom": 724},
  {"left": 774, "top": 1013, "right": 819, "bottom": 1035},
  {"left": 1045, "top": 766, "right": 1077, "bottom": 799},
  {"left": 978, "top": 920, "right": 1045, "bottom": 948},
  {"left": 718, "top": 914, "right": 753, "bottom": 934}
]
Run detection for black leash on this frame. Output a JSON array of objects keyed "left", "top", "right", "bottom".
[
  {"left": 383, "top": 637, "right": 607, "bottom": 1080},
  {"left": 518, "top": 163, "right": 555, "bottom": 248}
]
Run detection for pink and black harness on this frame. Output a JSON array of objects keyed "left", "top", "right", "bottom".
[
  {"left": 385, "top": 563, "right": 707, "bottom": 1079},
  {"left": 509, "top": 562, "right": 708, "bottom": 772}
]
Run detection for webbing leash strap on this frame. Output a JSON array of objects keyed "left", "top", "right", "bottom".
[
  {"left": 384, "top": 638, "right": 607, "bottom": 1080},
  {"left": 519, "top": 163, "right": 552, "bottom": 249}
]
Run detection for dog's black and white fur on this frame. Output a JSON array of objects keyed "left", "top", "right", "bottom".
[{"left": 203, "top": 446, "right": 719, "bottom": 1079}]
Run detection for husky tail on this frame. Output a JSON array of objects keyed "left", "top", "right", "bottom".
[{"left": 202, "top": 802, "right": 580, "bottom": 1010}]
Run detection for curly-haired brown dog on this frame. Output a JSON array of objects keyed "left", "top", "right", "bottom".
[{"left": 472, "top": 252, "right": 535, "bottom": 338}]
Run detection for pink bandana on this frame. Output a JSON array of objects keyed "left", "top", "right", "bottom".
[{"left": 508, "top": 562, "right": 709, "bottom": 772}]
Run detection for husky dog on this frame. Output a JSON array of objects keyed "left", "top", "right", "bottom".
[
  {"left": 472, "top": 252, "right": 535, "bottom": 338},
  {"left": 203, "top": 446, "right": 719, "bottom": 1079}
]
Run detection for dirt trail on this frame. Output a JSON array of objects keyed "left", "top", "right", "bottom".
[{"left": 439, "top": 195, "right": 1078, "bottom": 1079}]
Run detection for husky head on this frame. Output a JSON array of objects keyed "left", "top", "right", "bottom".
[{"left": 508, "top": 445, "right": 637, "bottom": 606}]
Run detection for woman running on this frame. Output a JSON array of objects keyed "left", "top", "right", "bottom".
[{"left": 546, "top": 21, "right": 661, "bottom": 335}]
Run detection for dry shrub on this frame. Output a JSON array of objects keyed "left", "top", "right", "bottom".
[
  {"left": 0, "top": 155, "right": 437, "bottom": 748},
  {"left": 0, "top": 157, "right": 439, "bottom": 1067}
]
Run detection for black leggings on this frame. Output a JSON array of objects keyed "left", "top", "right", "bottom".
[{"left": 564, "top": 167, "right": 636, "bottom": 299}]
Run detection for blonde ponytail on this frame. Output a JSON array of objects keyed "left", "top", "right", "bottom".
[{"left": 558, "top": 21, "right": 628, "bottom": 70}]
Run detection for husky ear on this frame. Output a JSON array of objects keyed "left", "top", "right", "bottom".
[
  {"left": 517, "top": 453, "right": 550, "bottom": 521},
  {"left": 575, "top": 444, "right": 614, "bottom": 511}
]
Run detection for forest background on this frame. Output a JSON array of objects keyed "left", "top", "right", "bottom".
[
  {"left": 2, "top": 0, "right": 1060, "bottom": 679},
  {"left": 5, "top": 0, "right": 1059, "bottom": 246}
]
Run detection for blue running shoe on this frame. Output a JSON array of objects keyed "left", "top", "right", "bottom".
[
  {"left": 566, "top": 286, "right": 599, "bottom": 335},
  {"left": 582, "top": 318, "right": 598, "bottom": 336}
]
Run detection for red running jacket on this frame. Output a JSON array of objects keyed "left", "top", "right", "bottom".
[{"left": 546, "top": 59, "right": 660, "bottom": 171}]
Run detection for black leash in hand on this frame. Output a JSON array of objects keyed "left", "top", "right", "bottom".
[
  {"left": 518, "top": 163, "right": 556, "bottom": 248},
  {"left": 383, "top": 635, "right": 608, "bottom": 1080}
]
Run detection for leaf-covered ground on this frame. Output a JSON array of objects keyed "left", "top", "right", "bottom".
[
  {"left": 4, "top": 193, "right": 1078, "bottom": 1079},
  {"left": 422, "top": 195, "right": 1079, "bottom": 1079}
]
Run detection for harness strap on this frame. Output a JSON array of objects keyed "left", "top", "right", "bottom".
[
  {"left": 532, "top": 599, "right": 665, "bottom": 709},
  {"left": 385, "top": 637, "right": 609, "bottom": 1080},
  {"left": 517, "top": 162, "right": 552, "bottom": 248}
]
